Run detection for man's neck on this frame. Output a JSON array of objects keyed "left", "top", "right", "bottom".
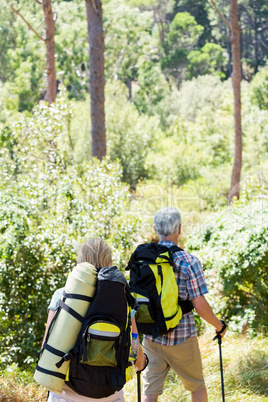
[{"left": 160, "top": 233, "right": 179, "bottom": 244}]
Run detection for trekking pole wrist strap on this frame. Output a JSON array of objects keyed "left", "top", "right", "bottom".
[
  {"left": 216, "top": 320, "right": 227, "bottom": 335},
  {"left": 213, "top": 320, "right": 226, "bottom": 341}
]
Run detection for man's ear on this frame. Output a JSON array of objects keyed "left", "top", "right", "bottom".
[{"left": 178, "top": 225, "right": 182, "bottom": 235}]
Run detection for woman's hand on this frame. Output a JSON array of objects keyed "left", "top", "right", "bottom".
[{"left": 134, "top": 345, "right": 147, "bottom": 372}]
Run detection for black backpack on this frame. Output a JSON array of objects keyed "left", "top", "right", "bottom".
[
  {"left": 126, "top": 243, "right": 194, "bottom": 338},
  {"left": 58, "top": 265, "right": 137, "bottom": 398}
]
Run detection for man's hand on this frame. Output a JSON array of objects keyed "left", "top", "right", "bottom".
[{"left": 215, "top": 320, "right": 227, "bottom": 338}]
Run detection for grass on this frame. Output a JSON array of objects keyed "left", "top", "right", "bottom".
[
  {"left": 124, "top": 331, "right": 268, "bottom": 402},
  {"left": 0, "top": 364, "right": 46, "bottom": 402},
  {"left": 1, "top": 333, "right": 267, "bottom": 401}
]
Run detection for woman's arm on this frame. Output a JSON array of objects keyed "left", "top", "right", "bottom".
[
  {"left": 41, "top": 309, "right": 56, "bottom": 348},
  {"left": 131, "top": 316, "right": 147, "bottom": 371}
]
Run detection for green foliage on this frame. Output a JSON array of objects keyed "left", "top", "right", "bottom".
[
  {"left": 69, "top": 96, "right": 92, "bottom": 162},
  {"left": 106, "top": 81, "right": 161, "bottom": 188},
  {"left": 1, "top": 3, "right": 268, "bottom": 374},
  {"left": 5, "top": 2, "right": 45, "bottom": 111},
  {"left": 133, "top": 61, "right": 170, "bottom": 115},
  {"left": 242, "top": 85, "right": 268, "bottom": 172},
  {"left": 187, "top": 43, "right": 228, "bottom": 80},
  {"left": 104, "top": 0, "right": 153, "bottom": 85},
  {"left": 104, "top": 0, "right": 170, "bottom": 115},
  {"left": 0, "top": 90, "right": 141, "bottom": 367},
  {"left": 250, "top": 66, "right": 268, "bottom": 110},
  {"left": 154, "top": 75, "right": 232, "bottom": 128},
  {"left": 1, "top": 0, "right": 268, "bottom": 111},
  {"left": 144, "top": 75, "right": 233, "bottom": 193},
  {"left": 0, "top": 82, "right": 20, "bottom": 125},
  {"left": 187, "top": 191, "right": 268, "bottom": 335},
  {"left": 167, "top": 12, "right": 204, "bottom": 47},
  {"left": 10, "top": 55, "right": 44, "bottom": 111},
  {"left": 0, "top": 0, "right": 17, "bottom": 82},
  {"left": 55, "top": 1, "right": 88, "bottom": 99},
  {"left": 145, "top": 136, "right": 207, "bottom": 186},
  {"left": 0, "top": 195, "right": 75, "bottom": 366},
  {"left": 161, "top": 12, "right": 204, "bottom": 83}
]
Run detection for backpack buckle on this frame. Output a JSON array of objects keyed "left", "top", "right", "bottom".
[
  {"left": 63, "top": 352, "right": 73, "bottom": 361},
  {"left": 55, "top": 352, "right": 73, "bottom": 368}
]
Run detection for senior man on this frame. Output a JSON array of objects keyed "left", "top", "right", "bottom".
[{"left": 142, "top": 207, "right": 227, "bottom": 402}]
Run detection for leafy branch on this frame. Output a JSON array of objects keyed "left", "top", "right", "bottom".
[
  {"left": 11, "top": 5, "right": 46, "bottom": 42},
  {"left": 209, "top": 0, "right": 232, "bottom": 43}
]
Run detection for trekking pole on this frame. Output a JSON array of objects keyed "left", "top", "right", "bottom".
[
  {"left": 136, "top": 353, "right": 149, "bottom": 402},
  {"left": 213, "top": 320, "right": 227, "bottom": 402},
  {"left": 137, "top": 370, "right": 141, "bottom": 402}
]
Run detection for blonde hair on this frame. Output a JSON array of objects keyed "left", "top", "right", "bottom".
[{"left": 77, "top": 238, "right": 112, "bottom": 268}]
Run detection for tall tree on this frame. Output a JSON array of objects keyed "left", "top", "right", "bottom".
[
  {"left": 210, "top": 0, "right": 242, "bottom": 204},
  {"left": 228, "top": 0, "right": 242, "bottom": 204},
  {"left": 42, "top": 0, "right": 57, "bottom": 104},
  {"left": 85, "top": 0, "right": 106, "bottom": 160},
  {"left": 11, "top": 0, "right": 56, "bottom": 104}
]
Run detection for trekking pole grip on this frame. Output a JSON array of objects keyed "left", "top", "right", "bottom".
[{"left": 213, "top": 320, "right": 227, "bottom": 342}]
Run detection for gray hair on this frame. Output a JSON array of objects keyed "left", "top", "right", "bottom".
[{"left": 154, "top": 207, "right": 182, "bottom": 239}]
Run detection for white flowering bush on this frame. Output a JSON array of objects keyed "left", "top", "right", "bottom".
[
  {"left": 187, "top": 188, "right": 268, "bottom": 336},
  {"left": 0, "top": 91, "right": 141, "bottom": 366}
]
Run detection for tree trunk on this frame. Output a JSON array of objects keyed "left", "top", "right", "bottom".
[
  {"left": 126, "top": 77, "right": 132, "bottom": 101},
  {"left": 225, "top": 23, "right": 232, "bottom": 78},
  {"left": 42, "top": 0, "right": 56, "bottom": 104},
  {"left": 240, "top": 28, "right": 244, "bottom": 79},
  {"left": 85, "top": 0, "right": 106, "bottom": 160},
  {"left": 228, "top": 0, "right": 242, "bottom": 205},
  {"left": 254, "top": 17, "right": 259, "bottom": 74}
]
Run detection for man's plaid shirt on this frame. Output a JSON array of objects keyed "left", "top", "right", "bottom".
[{"left": 143, "top": 240, "right": 208, "bottom": 346}]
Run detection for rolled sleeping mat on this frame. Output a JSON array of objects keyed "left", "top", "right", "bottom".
[{"left": 34, "top": 262, "right": 97, "bottom": 393}]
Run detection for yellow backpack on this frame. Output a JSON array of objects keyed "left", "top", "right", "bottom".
[{"left": 126, "top": 243, "right": 194, "bottom": 338}]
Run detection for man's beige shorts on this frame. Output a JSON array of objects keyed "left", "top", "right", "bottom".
[{"left": 142, "top": 336, "right": 205, "bottom": 395}]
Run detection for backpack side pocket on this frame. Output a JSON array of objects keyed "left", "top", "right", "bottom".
[
  {"left": 84, "top": 321, "right": 120, "bottom": 367},
  {"left": 133, "top": 294, "right": 155, "bottom": 324}
]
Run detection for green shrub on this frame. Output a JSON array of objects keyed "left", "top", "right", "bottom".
[
  {"left": 106, "top": 81, "right": 161, "bottom": 189},
  {"left": 250, "top": 66, "right": 268, "bottom": 110},
  {"left": 187, "top": 43, "right": 227, "bottom": 80},
  {"left": 187, "top": 193, "right": 268, "bottom": 336},
  {"left": 161, "top": 12, "right": 204, "bottom": 83},
  {"left": 0, "top": 90, "right": 141, "bottom": 367},
  {"left": 170, "top": 75, "right": 232, "bottom": 122},
  {"left": 242, "top": 86, "right": 268, "bottom": 171},
  {"left": 145, "top": 137, "right": 207, "bottom": 186}
]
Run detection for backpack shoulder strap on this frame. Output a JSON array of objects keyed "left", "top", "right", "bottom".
[
  {"left": 126, "top": 243, "right": 154, "bottom": 270},
  {"left": 168, "top": 246, "right": 194, "bottom": 315},
  {"left": 125, "top": 285, "right": 139, "bottom": 311},
  {"left": 169, "top": 245, "right": 183, "bottom": 254}
]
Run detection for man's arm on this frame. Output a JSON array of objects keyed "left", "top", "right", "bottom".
[{"left": 192, "top": 295, "right": 227, "bottom": 337}]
